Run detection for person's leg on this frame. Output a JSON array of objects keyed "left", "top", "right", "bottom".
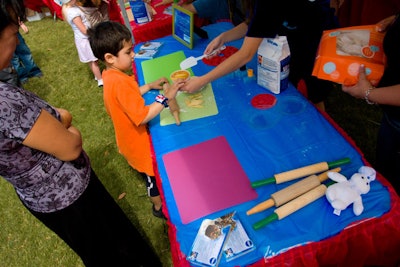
[
  {"left": 12, "top": 33, "right": 42, "bottom": 82},
  {"left": 87, "top": 61, "right": 103, "bottom": 86},
  {"left": 139, "top": 172, "right": 166, "bottom": 219},
  {"left": 25, "top": 169, "right": 162, "bottom": 267}
]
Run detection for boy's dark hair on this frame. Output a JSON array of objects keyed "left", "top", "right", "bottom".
[{"left": 88, "top": 21, "right": 132, "bottom": 61}]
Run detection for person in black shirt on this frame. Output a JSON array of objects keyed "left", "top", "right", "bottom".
[
  {"left": 182, "top": 0, "right": 337, "bottom": 111},
  {"left": 342, "top": 14, "right": 400, "bottom": 196}
]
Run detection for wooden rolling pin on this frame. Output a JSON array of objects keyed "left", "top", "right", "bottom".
[
  {"left": 246, "top": 167, "right": 341, "bottom": 215},
  {"left": 161, "top": 81, "right": 181, "bottom": 125},
  {"left": 168, "top": 98, "right": 181, "bottom": 125},
  {"left": 253, "top": 183, "right": 328, "bottom": 230},
  {"left": 251, "top": 157, "right": 350, "bottom": 188}
]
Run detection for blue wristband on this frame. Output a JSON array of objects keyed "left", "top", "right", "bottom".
[{"left": 155, "top": 94, "right": 169, "bottom": 107}]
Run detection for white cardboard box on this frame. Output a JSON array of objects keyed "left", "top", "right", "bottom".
[{"left": 257, "top": 36, "right": 290, "bottom": 94}]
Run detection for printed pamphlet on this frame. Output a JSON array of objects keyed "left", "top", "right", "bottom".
[
  {"left": 187, "top": 212, "right": 255, "bottom": 266},
  {"left": 134, "top": 49, "right": 158, "bottom": 59},
  {"left": 139, "top": 41, "right": 163, "bottom": 50},
  {"left": 222, "top": 216, "right": 255, "bottom": 262}
]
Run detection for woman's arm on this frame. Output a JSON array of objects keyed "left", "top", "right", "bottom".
[
  {"left": 365, "top": 85, "right": 400, "bottom": 106},
  {"left": 342, "top": 65, "right": 400, "bottom": 106},
  {"left": 204, "top": 22, "right": 249, "bottom": 55},
  {"left": 182, "top": 36, "right": 262, "bottom": 93},
  {"left": 22, "top": 109, "right": 83, "bottom": 161}
]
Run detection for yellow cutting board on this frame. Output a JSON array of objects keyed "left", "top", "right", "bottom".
[{"left": 141, "top": 51, "right": 218, "bottom": 126}]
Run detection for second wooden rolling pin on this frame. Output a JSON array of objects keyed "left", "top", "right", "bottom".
[
  {"left": 246, "top": 167, "right": 341, "bottom": 215},
  {"left": 251, "top": 157, "right": 350, "bottom": 188},
  {"left": 161, "top": 81, "right": 181, "bottom": 125},
  {"left": 168, "top": 98, "right": 181, "bottom": 125},
  {"left": 252, "top": 183, "right": 329, "bottom": 230}
]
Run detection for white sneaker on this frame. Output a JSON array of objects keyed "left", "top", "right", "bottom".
[{"left": 97, "top": 79, "right": 103, "bottom": 87}]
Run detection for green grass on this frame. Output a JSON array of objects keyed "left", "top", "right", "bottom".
[{"left": 0, "top": 16, "right": 382, "bottom": 267}]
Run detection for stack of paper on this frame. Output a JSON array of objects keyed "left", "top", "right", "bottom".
[{"left": 135, "top": 41, "right": 163, "bottom": 59}]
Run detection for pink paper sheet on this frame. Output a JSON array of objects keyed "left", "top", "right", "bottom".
[{"left": 162, "top": 136, "right": 258, "bottom": 224}]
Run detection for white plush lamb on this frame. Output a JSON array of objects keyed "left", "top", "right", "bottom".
[{"left": 325, "top": 166, "right": 376, "bottom": 216}]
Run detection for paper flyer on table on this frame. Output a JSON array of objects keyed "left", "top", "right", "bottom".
[
  {"left": 187, "top": 212, "right": 255, "bottom": 266},
  {"left": 222, "top": 216, "right": 255, "bottom": 262},
  {"left": 139, "top": 41, "right": 163, "bottom": 50},
  {"left": 134, "top": 49, "right": 158, "bottom": 59}
]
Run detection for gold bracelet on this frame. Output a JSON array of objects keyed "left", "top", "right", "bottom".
[{"left": 364, "top": 86, "right": 376, "bottom": 105}]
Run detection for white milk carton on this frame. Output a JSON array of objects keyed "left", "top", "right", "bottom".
[{"left": 257, "top": 36, "right": 290, "bottom": 94}]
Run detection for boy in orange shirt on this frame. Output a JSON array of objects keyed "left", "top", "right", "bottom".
[{"left": 88, "top": 21, "right": 184, "bottom": 218}]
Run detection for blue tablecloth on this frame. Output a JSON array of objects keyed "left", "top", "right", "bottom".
[{"left": 134, "top": 22, "right": 391, "bottom": 267}]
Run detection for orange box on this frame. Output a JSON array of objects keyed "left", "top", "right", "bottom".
[{"left": 312, "top": 25, "right": 386, "bottom": 86}]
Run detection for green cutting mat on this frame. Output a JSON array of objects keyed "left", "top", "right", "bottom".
[{"left": 141, "top": 51, "right": 218, "bottom": 126}]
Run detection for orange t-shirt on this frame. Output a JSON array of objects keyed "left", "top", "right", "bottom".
[{"left": 102, "top": 69, "right": 154, "bottom": 176}]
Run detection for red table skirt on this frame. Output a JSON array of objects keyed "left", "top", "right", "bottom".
[{"left": 130, "top": 15, "right": 172, "bottom": 45}]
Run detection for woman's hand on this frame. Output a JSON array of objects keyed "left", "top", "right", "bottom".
[
  {"left": 376, "top": 15, "right": 397, "bottom": 32},
  {"left": 204, "top": 22, "right": 248, "bottom": 55},
  {"left": 342, "top": 65, "right": 372, "bottom": 99},
  {"left": 204, "top": 35, "right": 225, "bottom": 56},
  {"left": 163, "top": 79, "right": 184, "bottom": 99},
  {"left": 180, "top": 76, "right": 208, "bottom": 93},
  {"left": 56, "top": 108, "right": 72, "bottom": 128}
]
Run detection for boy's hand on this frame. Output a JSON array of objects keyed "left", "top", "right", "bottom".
[
  {"left": 163, "top": 80, "right": 185, "bottom": 99},
  {"left": 150, "top": 77, "right": 169, "bottom": 90}
]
